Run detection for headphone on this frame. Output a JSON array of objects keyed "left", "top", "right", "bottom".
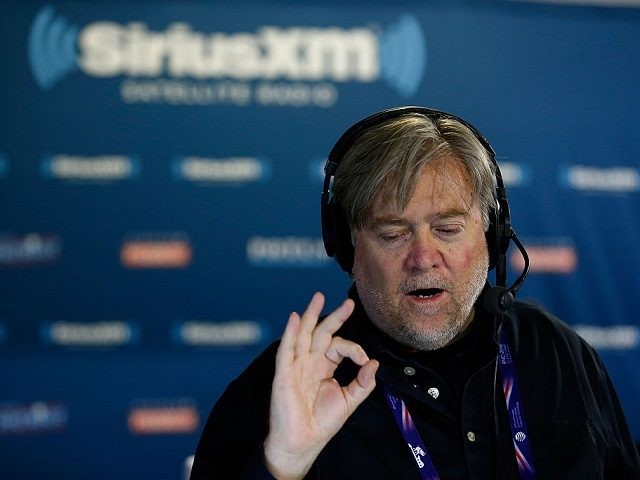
[{"left": 321, "top": 106, "right": 529, "bottom": 314}]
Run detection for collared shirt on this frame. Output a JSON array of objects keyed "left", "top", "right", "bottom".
[{"left": 190, "top": 286, "right": 640, "bottom": 479}]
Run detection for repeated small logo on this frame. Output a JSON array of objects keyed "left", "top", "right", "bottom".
[
  {"left": 40, "top": 154, "right": 141, "bottom": 182},
  {"left": 510, "top": 239, "right": 577, "bottom": 274},
  {"left": 560, "top": 164, "right": 640, "bottom": 193},
  {"left": 514, "top": 431, "right": 526, "bottom": 442},
  {"left": 0, "top": 401, "right": 69, "bottom": 435},
  {"left": 497, "top": 161, "right": 531, "bottom": 188},
  {"left": 40, "top": 320, "right": 140, "bottom": 348},
  {"left": 171, "top": 156, "right": 270, "bottom": 184},
  {"left": 246, "top": 236, "right": 331, "bottom": 267},
  {"left": 573, "top": 324, "right": 639, "bottom": 351},
  {"left": 0, "top": 233, "right": 61, "bottom": 267},
  {"left": 127, "top": 398, "right": 199, "bottom": 435},
  {"left": 172, "top": 320, "right": 266, "bottom": 347},
  {"left": 121, "top": 233, "right": 192, "bottom": 269}
]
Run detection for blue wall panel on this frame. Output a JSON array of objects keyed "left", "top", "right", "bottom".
[{"left": 1, "top": 1, "right": 639, "bottom": 478}]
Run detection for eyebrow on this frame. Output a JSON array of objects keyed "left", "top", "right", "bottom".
[
  {"left": 368, "top": 217, "right": 408, "bottom": 230},
  {"left": 368, "top": 208, "right": 471, "bottom": 230}
]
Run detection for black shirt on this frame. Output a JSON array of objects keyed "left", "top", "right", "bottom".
[{"left": 190, "top": 287, "right": 640, "bottom": 479}]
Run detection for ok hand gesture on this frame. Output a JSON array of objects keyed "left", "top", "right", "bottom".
[{"left": 263, "top": 292, "right": 379, "bottom": 480}]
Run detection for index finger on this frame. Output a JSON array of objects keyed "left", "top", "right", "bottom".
[{"left": 294, "top": 292, "right": 326, "bottom": 356}]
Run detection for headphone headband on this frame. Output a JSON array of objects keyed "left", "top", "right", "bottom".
[{"left": 325, "top": 107, "right": 496, "bottom": 178}]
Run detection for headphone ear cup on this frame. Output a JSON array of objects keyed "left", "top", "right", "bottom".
[
  {"left": 322, "top": 200, "right": 354, "bottom": 273},
  {"left": 487, "top": 206, "right": 499, "bottom": 270},
  {"left": 321, "top": 196, "right": 336, "bottom": 258},
  {"left": 488, "top": 200, "right": 513, "bottom": 272}
]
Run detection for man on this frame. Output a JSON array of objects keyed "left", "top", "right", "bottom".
[{"left": 190, "top": 107, "right": 640, "bottom": 479}]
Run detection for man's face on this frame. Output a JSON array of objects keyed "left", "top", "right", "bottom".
[{"left": 352, "top": 156, "right": 489, "bottom": 351}]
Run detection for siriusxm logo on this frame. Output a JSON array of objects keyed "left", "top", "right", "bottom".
[
  {"left": 29, "top": 6, "right": 78, "bottom": 90},
  {"left": 28, "top": 6, "right": 426, "bottom": 97}
]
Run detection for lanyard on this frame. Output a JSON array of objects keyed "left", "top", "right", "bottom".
[
  {"left": 383, "top": 328, "right": 536, "bottom": 479},
  {"left": 497, "top": 328, "right": 535, "bottom": 479},
  {"left": 383, "top": 383, "right": 440, "bottom": 480}
]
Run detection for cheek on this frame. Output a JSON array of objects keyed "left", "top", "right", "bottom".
[
  {"left": 353, "top": 245, "right": 399, "bottom": 287},
  {"left": 464, "top": 241, "right": 490, "bottom": 272},
  {"left": 459, "top": 249, "right": 477, "bottom": 268},
  {"left": 448, "top": 238, "right": 488, "bottom": 273}
]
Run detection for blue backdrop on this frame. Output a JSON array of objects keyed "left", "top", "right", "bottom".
[{"left": 1, "top": 1, "right": 639, "bottom": 479}]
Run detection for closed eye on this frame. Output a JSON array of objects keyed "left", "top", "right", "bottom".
[
  {"left": 376, "top": 228, "right": 411, "bottom": 246},
  {"left": 434, "top": 224, "right": 464, "bottom": 238},
  {"left": 437, "top": 226, "right": 462, "bottom": 234}
]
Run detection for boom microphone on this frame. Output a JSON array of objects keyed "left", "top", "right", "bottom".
[{"left": 483, "top": 228, "right": 530, "bottom": 316}]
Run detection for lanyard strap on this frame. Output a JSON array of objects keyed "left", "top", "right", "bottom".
[
  {"left": 497, "top": 328, "right": 536, "bottom": 479},
  {"left": 383, "top": 328, "right": 536, "bottom": 479},
  {"left": 383, "top": 384, "right": 440, "bottom": 480}
]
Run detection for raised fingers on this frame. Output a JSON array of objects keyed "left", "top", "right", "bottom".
[
  {"left": 294, "top": 292, "right": 326, "bottom": 356},
  {"left": 281, "top": 293, "right": 358, "bottom": 364},
  {"left": 309, "top": 298, "right": 354, "bottom": 354},
  {"left": 275, "top": 311, "right": 301, "bottom": 369}
]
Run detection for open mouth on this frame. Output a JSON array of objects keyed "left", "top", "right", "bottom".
[{"left": 408, "top": 288, "right": 443, "bottom": 299}]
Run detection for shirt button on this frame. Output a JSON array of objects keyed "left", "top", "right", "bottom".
[
  {"left": 403, "top": 366, "right": 416, "bottom": 376},
  {"left": 467, "top": 431, "right": 476, "bottom": 442},
  {"left": 427, "top": 387, "right": 439, "bottom": 399}
]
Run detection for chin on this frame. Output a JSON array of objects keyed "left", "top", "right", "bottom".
[
  {"left": 395, "top": 314, "right": 467, "bottom": 351},
  {"left": 375, "top": 319, "right": 452, "bottom": 351}
]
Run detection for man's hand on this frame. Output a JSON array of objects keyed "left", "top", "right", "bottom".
[{"left": 263, "top": 292, "right": 379, "bottom": 480}]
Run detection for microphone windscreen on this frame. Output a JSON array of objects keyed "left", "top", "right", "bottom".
[{"left": 483, "top": 287, "right": 514, "bottom": 316}]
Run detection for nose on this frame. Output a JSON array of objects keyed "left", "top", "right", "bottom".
[{"left": 404, "top": 228, "right": 443, "bottom": 273}]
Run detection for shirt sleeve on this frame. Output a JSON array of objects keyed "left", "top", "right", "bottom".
[
  {"left": 189, "top": 344, "right": 278, "bottom": 480},
  {"left": 588, "top": 348, "right": 640, "bottom": 477}
]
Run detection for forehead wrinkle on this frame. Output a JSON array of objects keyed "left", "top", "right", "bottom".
[
  {"left": 362, "top": 155, "right": 479, "bottom": 229},
  {"left": 367, "top": 207, "right": 471, "bottom": 231},
  {"left": 423, "top": 158, "right": 476, "bottom": 215}
]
